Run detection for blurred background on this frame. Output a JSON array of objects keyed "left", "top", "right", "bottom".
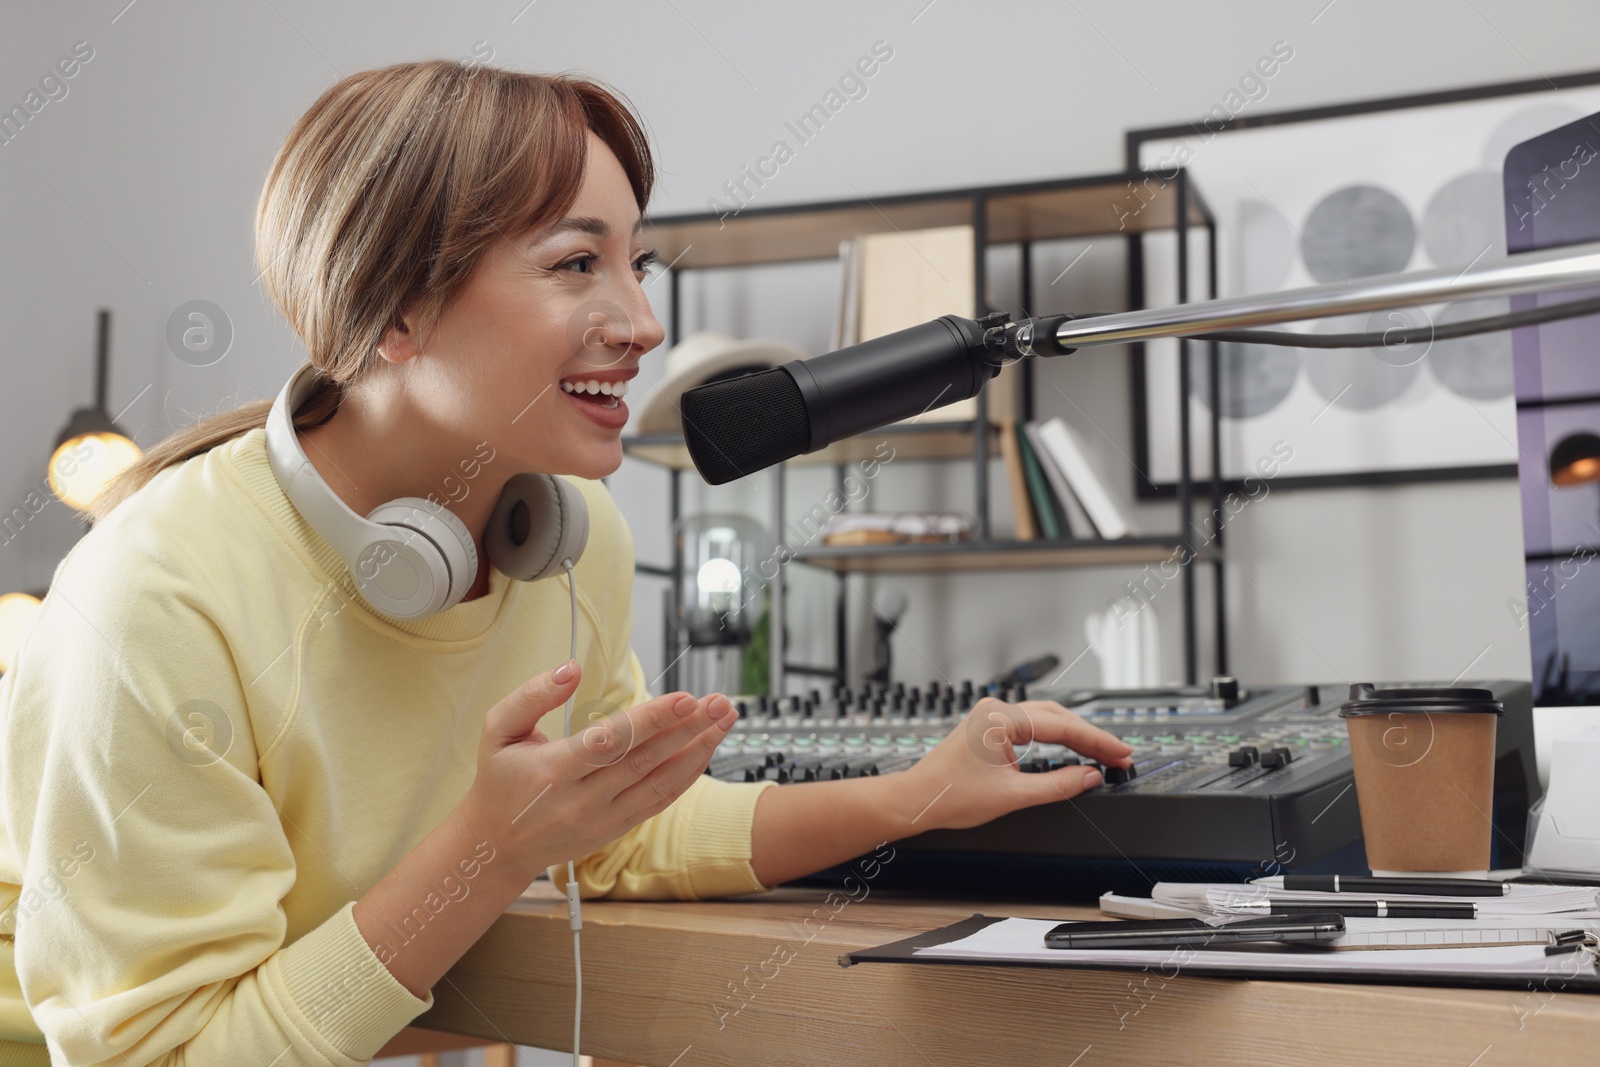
[
  {"left": 10, "top": 1, "right": 1600, "bottom": 1062},
  {"left": 11, "top": 0, "right": 1599, "bottom": 698}
]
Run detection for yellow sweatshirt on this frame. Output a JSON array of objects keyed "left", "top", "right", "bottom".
[{"left": 0, "top": 427, "right": 774, "bottom": 1066}]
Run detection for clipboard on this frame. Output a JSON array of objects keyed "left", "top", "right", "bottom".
[{"left": 839, "top": 914, "right": 1600, "bottom": 994}]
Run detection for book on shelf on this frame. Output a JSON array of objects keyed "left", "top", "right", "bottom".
[
  {"left": 1033, "top": 417, "right": 1133, "bottom": 539},
  {"left": 830, "top": 237, "right": 860, "bottom": 353},
  {"left": 997, "top": 417, "right": 1037, "bottom": 542},
  {"left": 835, "top": 223, "right": 1018, "bottom": 426},
  {"left": 1014, "top": 422, "right": 1065, "bottom": 540},
  {"left": 1023, "top": 420, "right": 1095, "bottom": 539}
]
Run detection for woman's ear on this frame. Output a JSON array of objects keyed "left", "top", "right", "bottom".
[{"left": 375, "top": 307, "right": 424, "bottom": 365}]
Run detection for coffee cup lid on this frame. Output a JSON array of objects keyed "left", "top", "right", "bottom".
[{"left": 1339, "top": 682, "right": 1503, "bottom": 717}]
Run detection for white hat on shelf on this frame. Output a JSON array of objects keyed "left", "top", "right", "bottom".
[{"left": 635, "top": 331, "right": 811, "bottom": 436}]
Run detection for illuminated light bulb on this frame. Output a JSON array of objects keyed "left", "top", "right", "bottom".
[
  {"left": 1562, "top": 456, "right": 1600, "bottom": 485},
  {"left": 1549, "top": 432, "right": 1600, "bottom": 487},
  {"left": 676, "top": 512, "right": 767, "bottom": 650},
  {"left": 697, "top": 557, "right": 742, "bottom": 596},
  {"left": 47, "top": 430, "right": 142, "bottom": 510}
]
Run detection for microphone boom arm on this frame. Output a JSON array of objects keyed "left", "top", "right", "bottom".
[
  {"left": 677, "top": 239, "right": 1600, "bottom": 485},
  {"left": 995, "top": 238, "right": 1600, "bottom": 354}
]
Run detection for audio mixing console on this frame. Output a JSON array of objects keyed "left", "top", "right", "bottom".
[{"left": 707, "top": 678, "right": 1540, "bottom": 897}]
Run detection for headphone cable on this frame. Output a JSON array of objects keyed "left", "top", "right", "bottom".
[{"left": 562, "top": 558, "right": 582, "bottom": 1067}]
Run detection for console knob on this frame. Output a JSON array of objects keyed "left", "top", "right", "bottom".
[
  {"left": 1259, "top": 746, "right": 1294, "bottom": 769},
  {"left": 1210, "top": 676, "right": 1240, "bottom": 704}
]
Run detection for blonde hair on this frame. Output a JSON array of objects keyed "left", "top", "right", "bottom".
[{"left": 87, "top": 60, "right": 655, "bottom": 524}]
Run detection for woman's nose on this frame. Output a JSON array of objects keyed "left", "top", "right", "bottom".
[{"left": 608, "top": 289, "right": 665, "bottom": 356}]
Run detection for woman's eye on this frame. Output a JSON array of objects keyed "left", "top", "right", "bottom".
[{"left": 556, "top": 250, "right": 660, "bottom": 275}]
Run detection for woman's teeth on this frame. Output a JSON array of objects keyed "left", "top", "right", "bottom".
[{"left": 560, "top": 378, "right": 627, "bottom": 407}]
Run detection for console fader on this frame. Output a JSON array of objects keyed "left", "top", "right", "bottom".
[{"left": 707, "top": 678, "right": 1540, "bottom": 893}]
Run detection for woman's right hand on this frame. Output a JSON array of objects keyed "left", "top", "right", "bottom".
[{"left": 458, "top": 659, "right": 737, "bottom": 887}]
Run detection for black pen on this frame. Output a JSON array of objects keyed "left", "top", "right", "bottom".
[
  {"left": 1251, "top": 875, "right": 1510, "bottom": 897},
  {"left": 1225, "top": 899, "right": 1478, "bottom": 919}
]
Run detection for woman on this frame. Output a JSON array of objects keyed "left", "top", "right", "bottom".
[{"left": 0, "top": 60, "right": 1132, "bottom": 1065}]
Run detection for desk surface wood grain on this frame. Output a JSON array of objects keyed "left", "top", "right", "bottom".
[{"left": 417, "top": 881, "right": 1600, "bottom": 1067}]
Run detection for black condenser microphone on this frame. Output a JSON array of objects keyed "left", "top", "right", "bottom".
[{"left": 679, "top": 315, "right": 997, "bottom": 485}]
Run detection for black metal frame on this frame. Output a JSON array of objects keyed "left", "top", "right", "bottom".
[
  {"left": 1124, "top": 66, "right": 1600, "bottom": 498},
  {"left": 639, "top": 170, "right": 1226, "bottom": 691}
]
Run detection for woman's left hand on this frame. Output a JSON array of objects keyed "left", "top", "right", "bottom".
[{"left": 896, "top": 696, "right": 1136, "bottom": 831}]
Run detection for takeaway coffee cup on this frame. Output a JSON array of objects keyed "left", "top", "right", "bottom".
[{"left": 1339, "top": 683, "right": 1503, "bottom": 875}]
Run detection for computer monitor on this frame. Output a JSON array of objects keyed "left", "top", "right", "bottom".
[{"left": 1506, "top": 111, "right": 1600, "bottom": 741}]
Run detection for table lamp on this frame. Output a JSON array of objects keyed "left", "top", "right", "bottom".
[
  {"left": 676, "top": 513, "right": 767, "bottom": 647},
  {"left": 47, "top": 309, "right": 141, "bottom": 511},
  {"left": 674, "top": 513, "right": 769, "bottom": 696}
]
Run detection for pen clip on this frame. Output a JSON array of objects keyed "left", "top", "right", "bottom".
[{"left": 1543, "top": 929, "right": 1600, "bottom": 965}]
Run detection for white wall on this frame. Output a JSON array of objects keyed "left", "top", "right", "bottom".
[{"left": 7, "top": 0, "right": 1598, "bottom": 700}]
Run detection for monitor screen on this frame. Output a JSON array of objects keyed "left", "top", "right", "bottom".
[{"left": 1506, "top": 110, "right": 1600, "bottom": 705}]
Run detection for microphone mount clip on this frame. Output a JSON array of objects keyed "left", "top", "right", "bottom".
[{"left": 979, "top": 312, "right": 1081, "bottom": 366}]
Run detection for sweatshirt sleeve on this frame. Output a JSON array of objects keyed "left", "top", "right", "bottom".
[
  {"left": 549, "top": 646, "right": 776, "bottom": 901},
  {"left": 0, "top": 558, "right": 430, "bottom": 1066}
]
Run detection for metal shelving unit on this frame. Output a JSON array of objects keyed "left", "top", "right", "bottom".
[{"left": 628, "top": 169, "right": 1224, "bottom": 693}]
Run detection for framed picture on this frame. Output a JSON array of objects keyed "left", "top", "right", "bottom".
[{"left": 1126, "top": 69, "right": 1600, "bottom": 495}]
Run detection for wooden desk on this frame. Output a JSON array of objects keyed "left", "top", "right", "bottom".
[{"left": 417, "top": 883, "right": 1600, "bottom": 1066}]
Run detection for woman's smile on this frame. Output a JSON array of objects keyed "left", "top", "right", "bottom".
[{"left": 557, "top": 366, "right": 637, "bottom": 430}]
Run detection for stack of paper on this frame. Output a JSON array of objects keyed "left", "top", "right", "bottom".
[{"left": 912, "top": 917, "right": 1600, "bottom": 976}]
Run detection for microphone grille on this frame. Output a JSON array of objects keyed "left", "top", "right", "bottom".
[{"left": 680, "top": 368, "right": 811, "bottom": 485}]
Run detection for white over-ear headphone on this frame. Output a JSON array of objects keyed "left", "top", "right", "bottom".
[{"left": 264, "top": 361, "right": 589, "bottom": 619}]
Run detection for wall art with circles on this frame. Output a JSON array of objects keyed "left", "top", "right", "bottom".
[{"left": 1128, "top": 74, "right": 1600, "bottom": 493}]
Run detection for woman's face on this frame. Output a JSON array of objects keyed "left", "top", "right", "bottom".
[{"left": 400, "top": 131, "right": 665, "bottom": 481}]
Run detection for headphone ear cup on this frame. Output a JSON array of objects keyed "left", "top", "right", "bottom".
[
  {"left": 486, "top": 473, "right": 590, "bottom": 582},
  {"left": 363, "top": 498, "right": 480, "bottom": 615}
]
